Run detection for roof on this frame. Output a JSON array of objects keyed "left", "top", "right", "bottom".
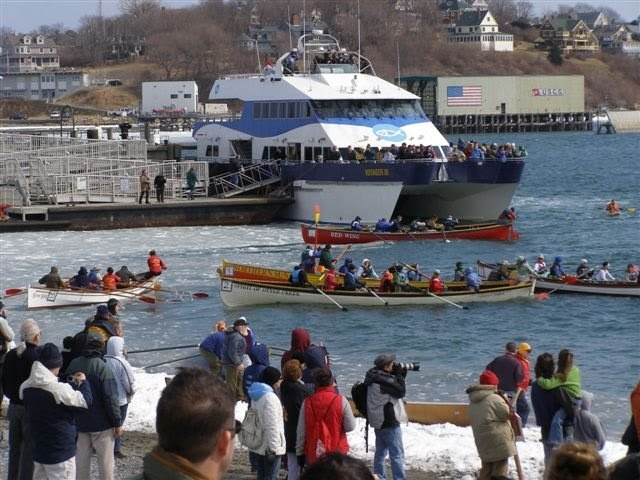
[
  {"left": 455, "top": 10, "right": 490, "bottom": 27},
  {"left": 4, "top": 34, "right": 57, "bottom": 48},
  {"left": 546, "top": 18, "right": 582, "bottom": 31},
  {"left": 439, "top": 0, "right": 471, "bottom": 11},
  {"left": 576, "top": 12, "right": 604, "bottom": 27}
]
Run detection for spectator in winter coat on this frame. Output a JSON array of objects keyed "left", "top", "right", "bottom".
[
  {"left": 65, "top": 332, "right": 122, "bottom": 480},
  {"left": 281, "top": 328, "right": 311, "bottom": 370},
  {"left": 199, "top": 321, "right": 227, "bottom": 375},
  {"left": 221, "top": 317, "right": 251, "bottom": 402},
  {"left": 626, "top": 381, "right": 640, "bottom": 454},
  {"left": 20, "top": 343, "right": 92, "bottom": 479},
  {"left": 243, "top": 343, "right": 271, "bottom": 401},
  {"left": 466, "top": 370, "right": 516, "bottom": 480},
  {"left": 281, "top": 360, "right": 313, "bottom": 480},
  {"left": 247, "top": 366, "right": 286, "bottom": 480},
  {"left": 39, "top": 266, "right": 66, "bottom": 289},
  {"left": 128, "top": 367, "right": 236, "bottom": 480},
  {"left": 105, "top": 336, "right": 136, "bottom": 459},
  {"left": 296, "top": 368, "right": 356, "bottom": 468},
  {"left": 0, "top": 300, "right": 14, "bottom": 401},
  {"left": 574, "top": 391, "right": 606, "bottom": 450},
  {"left": 514, "top": 342, "right": 532, "bottom": 426},
  {"left": 301, "top": 344, "right": 330, "bottom": 386},
  {"left": 486, "top": 342, "right": 524, "bottom": 398},
  {"left": 365, "top": 353, "right": 408, "bottom": 480},
  {"left": 3, "top": 318, "right": 41, "bottom": 480}
]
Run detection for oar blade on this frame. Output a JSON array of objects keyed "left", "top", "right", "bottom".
[
  {"left": 534, "top": 292, "right": 549, "bottom": 301},
  {"left": 5, "top": 288, "right": 24, "bottom": 295},
  {"left": 192, "top": 292, "right": 209, "bottom": 298},
  {"left": 138, "top": 296, "right": 157, "bottom": 304}
]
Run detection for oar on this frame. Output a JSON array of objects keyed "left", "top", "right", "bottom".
[
  {"left": 400, "top": 262, "right": 432, "bottom": 282},
  {"left": 628, "top": 207, "right": 636, "bottom": 214},
  {"left": 334, "top": 244, "right": 352, "bottom": 262},
  {"left": 2, "top": 288, "right": 28, "bottom": 299},
  {"left": 534, "top": 276, "right": 577, "bottom": 301},
  {"left": 74, "top": 287, "right": 158, "bottom": 304},
  {"left": 142, "top": 353, "right": 201, "bottom": 370},
  {"left": 313, "top": 286, "right": 347, "bottom": 311},
  {"left": 127, "top": 344, "right": 199, "bottom": 354},
  {"left": 365, "top": 287, "right": 388, "bottom": 306},
  {"left": 152, "top": 286, "right": 209, "bottom": 298},
  {"left": 441, "top": 228, "right": 451, "bottom": 244},
  {"left": 423, "top": 289, "right": 468, "bottom": 309}
]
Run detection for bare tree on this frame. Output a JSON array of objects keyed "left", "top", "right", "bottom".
[
  {"left": 119, "top": 0, "right": 162, "bottom": 18},
  {"left": 515, "top": 1, "right": 533, "bottom": 22},
  {"left": 488, "top": 0, "right": 518, "bottom": 25}
]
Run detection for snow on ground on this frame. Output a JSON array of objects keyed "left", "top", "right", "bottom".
[{"left": 126, "top": 370, "right": 628, "bottom": 479}]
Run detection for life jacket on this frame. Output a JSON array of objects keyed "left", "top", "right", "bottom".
[
  {"left": 102, "top": 273, "right": 119, "bottom": 290},
  {"left": 303, "top": 387, "right": 348, "bottom": 463},
  {"left": 148, "top": 255, "right": 164, "bottom": 274},
  {"left": 350, "top": 220, "right": 361, "bottom": 230},
  {"left": 324, "top": 271, "right": 338, "bottom": 291},
  {"left": 429, "top": 277, "right": 445, "bottom": 293},
  {"left": 290, "top": 267, "right": 302, "bottom": 285},
  {"left": 380, "top": 270, "right": 393, "bottom": 292}
]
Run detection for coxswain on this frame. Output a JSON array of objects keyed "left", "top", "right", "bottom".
[
  {"left": 323, "top": 265, "right": 339, "bottom": 291},
  {"left": 146, "top": 250, "right": 167, "bottom": 279},
  {"left": 497, "top": 207, "right": 516, "bottom": 224},
  {"left": 350, "top": 216, "right": 363, "bottom": 231},
  {"left": 38, "top": 266, "right": 65, "bottom": 289},
  {"left": 605, "top": 199, "right": 620, "bottom": 215},
  {"left": 289, "top": 264, "right": 310, "bottom": 287},
  {"left": 549, "top": 256, "right": 566, "bottom": 278},
  {"left": 429, "top": 270, "right": 446, "bottom": 293},
  {"left": 453, "top": 261, "right": 465, "bottom": 282},
  {"left": 533, "top": 254, "right": 548, "bottom": 276},
  {"left": 576, "top": 259, "right": 593, "bottom": 279},
  {"left": 101, "top": 267, "right": 120, "bottom": 290}
]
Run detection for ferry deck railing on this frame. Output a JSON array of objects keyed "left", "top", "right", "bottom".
[{"left": 209, "top": 160, "right": 281, "bottom": 198}]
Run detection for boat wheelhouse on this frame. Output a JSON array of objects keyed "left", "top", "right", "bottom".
[{"left": 194, "top": 31, "right": 525, "bottom": 224}]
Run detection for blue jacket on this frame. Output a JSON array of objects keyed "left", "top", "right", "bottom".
[
  {"left": 21, "top": 361, "right": 92, "bottom": 464},
  {"left": 343, "top": 271, "right": 363, "bottom": 290},
  {"left": 485, "top": 353, "right": 523, "bottom": 393},
  {"left": 65, "top": 349, "right": 121, "bottom": 432},
  {"left": 221, "top": 329, "right": 246, "bottom": 367},
  {"left": 243, "top": 343, "right": 270, "bottom": 400},
  {"left": 550, "top": 262, "right": 565, "bottom": 277},
  {"left": 200, "top": 331, "right": 226, "bottom": 359},
  {"left": 70, "top": 273, "right": 90, "bottom": 289},
  {"left": 465, "top": 269, "right": 481, "bottom": 291}
]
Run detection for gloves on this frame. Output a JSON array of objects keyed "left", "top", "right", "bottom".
[
  {"left": 297, "top": 455, "right": 306, "bottom": 467},
  {"left": 265, "top": 449, "right": 277, "bottom": 465}
]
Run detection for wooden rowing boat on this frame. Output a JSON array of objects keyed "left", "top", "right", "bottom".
[
  {"left": 301, "top": 222, "right": 519, "bottom": 245},
  {"left": 477, "top": 260, "right": 640, "bottom": 297},
  {"left": 218, "top": 275, "right": 535, "bottom": 308},
  {"left": 349, "top": 399, "right": 469, "bottom": 427},
  {"left": 27, "top": 278, "right": 159, "bottom": 309}
]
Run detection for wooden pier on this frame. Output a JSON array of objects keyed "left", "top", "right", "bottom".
[{"left": 435, "top": 112, "right": 592, "bottom": 134}]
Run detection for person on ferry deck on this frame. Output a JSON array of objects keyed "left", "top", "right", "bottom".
[
  {"left": 327, "top": 145, "right": 343, "bottom": 162},
  {"left": 382, "top": 148, "right": 396, "bottom": 163},
  {"left": 39, "top": 266, "right": 66, "bottom": 289},
  {"left": 350, "top": 216, "right": 363, "bottom": 231},
  {"left": 146, "top": 250, "right": 167, "bottom": 278},
  {"left": 345, "top": 146, "right": 357, "bottom": 162}
]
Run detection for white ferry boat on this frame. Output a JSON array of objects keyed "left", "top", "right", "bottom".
[{"left": 194, "top": 32, "right": 525, "bottom": 224}]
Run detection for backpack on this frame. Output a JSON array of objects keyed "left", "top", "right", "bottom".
[
  {"left": 351, "top": 381, "right": 370, "bottom": 452},
  {"left": 239, "top": 407, "right": 263, "bottom": 450},
  {"left": 306, "top": 396, "right": 339, "bottom": 463}
]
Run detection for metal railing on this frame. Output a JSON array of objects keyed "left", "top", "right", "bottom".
[{"left": 210, "top": 160, "right": 281, "bottom": 198}]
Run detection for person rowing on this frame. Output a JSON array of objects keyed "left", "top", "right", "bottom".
[
  {"left": 576, "top": 259, "right": 594, "bottom": 279},
  {"left": 39, "top": 266, "right": 66, "bottom": 289},
  {"left": 533, "top": 254, "right": 548, "bottom": 277},
  {"left": 497, "top": 207, "right": 517, "bottom": 224},
  {"left": 488, "top": 260, "right": 510, "bottom": 281},
  {"left": 593, "top": 262, "right": 615, "bottom": 282},
  {"left": 549, "top": 256, "right": 566, "bottom": 279},
  {"left": 605, "top": 199, "right": 620, "bottom": 215},
  {"left": 289, "top": 264, "right": 311, "bottom": 287},
  {"left": 429, "top": 270, "right": 447, "bottom": 293},
  {"left": 350, "top": 216, "right": 364, "bottom": 231},
  {"left": 357, "top": 258, "right": 379, "bottom": 279},
  {"left": 514, "top": 256, "right": 537, "bottom": 281}
]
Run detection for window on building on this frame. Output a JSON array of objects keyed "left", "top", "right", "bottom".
[
  {"left": 205, "top": 145, "right": 219, "bottom": 157},
  {"left": 170, "top": 94, "right": 178, "bottom": 99},
  {"left": 184, "top": 93, "right": 192, "bottom": 98},
  {"left": 31, "top": 89, "right": 39, "bottom": 96}
]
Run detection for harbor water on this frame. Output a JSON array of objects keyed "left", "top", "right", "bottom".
[{"left": 1, "top": 131, "right": 638, "bottom": 443}]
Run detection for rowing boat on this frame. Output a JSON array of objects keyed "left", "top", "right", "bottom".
[
  {"left": 218, "top": 275, "right": 535, "bottom": 308},
  {"left": 301, "top": 222, "right": 519, "bottom": 245},
  {"left": 477, "top": 260, "right": 640, "bottom": 297},
  {"left": 349, "top": 399, "right": 469, "bottom": 427},
  {"left": 27, "top": 278, "right": 159, "bottom": 309}
]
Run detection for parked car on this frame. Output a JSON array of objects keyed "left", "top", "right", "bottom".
[
  {"left": 50, "top": 111, "right": 61, "bottom": 119},
  {"left": 9, "top": 114, "right": 28, "bottom": 120}
]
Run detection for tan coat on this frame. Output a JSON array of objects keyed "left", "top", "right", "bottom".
[
  {"left": 140, "top": 172, "right": 150, "bottom": 192},
  {"left": 466, "top": 384, "right": 515, "bottom": 462}
]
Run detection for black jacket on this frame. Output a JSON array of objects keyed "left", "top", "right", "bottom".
[
  {"left": 281, "top": 379, "right": 313, "bottom": 452},
  {"left": 2, "top": 342, "right": 38, "bottom": 404},
  {"left": 486, "top": 353, "right": 523, "bottom": 393},
  {"left": 364, "top": 366, "right": 406, "bottom": 429}
]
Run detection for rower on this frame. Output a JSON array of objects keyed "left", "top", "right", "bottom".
[
  {"left": 576, "top": 259, "right": 593, "bottom": 279},
  {"left": 323, "top": 265, "right": 339, "bottom": 291},
  {"left": 410, "top": 218, "right": 426, "bottom": 231},
  {"left": 350, "top": 216, "right": 363, "bottom": 231},
  {"left": 549, "top": 256, "right": 566, "bottom": 278},
  {"left": 101, "top": 267, "right": 120, "bottom": 290},
  {"left": 115, "top": 266, "right": 136, "bottom": 287},
  {"left": 426, "top": 215, "right": 444, "bottom": 232},
  {"left": 388, "top": 215, "right": 403, "bottom": 232},
  {"left": 443, "top": 215, "right": 459, "bottom": 230},
  {"left": 342, "top": 263, "right": 365, "bottom": 291},
  {"left": 289, "top": 264, "right": 310, "bottom": 287},
  {"left": 406, "top": 263, "right": 423, "bottom": 282},
  {"left": 429, "top": 270, "right": 447, "bottom": 293},
  {"left": 39, "top": 266, "right": 65, "bottom": 289},
  {"left": 465, "top": 267, "right": 482, "bottom": 292},
  {"left": 488, "top": 261, "right": 510, "bottom": 281},
  {"left": 533, "top": 254, "right": 548, "bottom": 276},
  {"left": 453, "top": 262, "right": 465, "bottom": 282},
  {"left": 605, "top": 199, "right": 620, "bottom": 215},
  {"left": 594, "top": 262, "right": 615, "bottom": 282},
  {"left": 319, "top": 244, "right": 333, "bottom": 269},
  {"left": 146, "top": 250, "right": 167, "bottom": 279},
  {"left": 497, "top": 207, "right": 516, "bottom": 225},
  {"left": 357, "top": 259, "right": 379, "bottom": 279},
  {"left": 69, "top": 267, "right": 91, "bottom": 290},
  {"left": 338, "top": 258, "right": 353, "bottom": 275},
  {"left": 514, "top": 256, "right": 536, "bottom": 281}
]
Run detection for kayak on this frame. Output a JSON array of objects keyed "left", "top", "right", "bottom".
[{"left": 301, "top": 222, "right": 519, "bottom": 245}]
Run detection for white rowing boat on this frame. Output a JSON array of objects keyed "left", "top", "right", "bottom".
[
  {"left": 27, "top": 278, "right": 159, "bottom": 309},
  {"left": 219, "top": 276, "right": 535, "bottom": 308}
]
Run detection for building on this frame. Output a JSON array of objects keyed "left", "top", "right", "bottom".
[
  {"left": 575, "top": 12, "right": 609, "bottom": 29},
  {"left": 0, "top": 70, "right": 89, "bottom": 100},
  {"left": 595, "top": 24, "right": 640, "bottom": 57},
  {"left": 397, "top": 75, "right": 590, "bottom": 133},
  {"left": 1, "top": 34, "right": 60, "bottom": 73},
  {"left": 141, "top": 81, "right": 199, "bottom": 115},
  {"left": 447, "top": 10, "right": 513, "bottom": 51},
  {"left": 536, "top": 18, "right": 599, "bottom": 52},
  {"left": 439, "top": 0, "right": 488, "bottom": 25},
  {"left": 105, "top": 33, "right": 146, "bottom": 61}
]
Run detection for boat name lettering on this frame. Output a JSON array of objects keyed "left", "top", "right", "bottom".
[
  {"left": 234, "top": 265, "right": 288, "bottom": 279},
  {"left": 330, "top": 232, "right": 360, "bottom": 239},
  {"left": 236, "top": 283, "right": 300, "bottom": 296},
  {"left": 365, "top": 169, "right": 389, "bottom": 177},
  {"left": 532, "top": 88, "right": 564, "bottom": 97},
  {"left": 47, "top": 290, "right": 58, "bottom": 302}
]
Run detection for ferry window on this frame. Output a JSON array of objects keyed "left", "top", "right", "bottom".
[
  {"left": 304, "top": 146, "right": 312, "bottom": 161},
  {"left": 254, "top": 103, "right": 263, "bottom": 119},
  {"left": 303, "top": 102, "right": 311, "bottom": 117},
  {"left": 288, "top": 102, "right": 296, "bottom": 118},
  {"left": 205, "top": 145, "right": 218, "bottom": 157},
  {"left": 279, "top": 103, "right": 287, "bottom": 118},
  {"left": 269, "top": 103, "right": 278, "bottom": 118},
  {"left": 261, "top": 147, "right": 270, "bottom": 160}
]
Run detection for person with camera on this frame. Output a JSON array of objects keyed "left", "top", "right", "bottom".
[{"left": 365, "top": 354, "right": 418, "bottom": 480}]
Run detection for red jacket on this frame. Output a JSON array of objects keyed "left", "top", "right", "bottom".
[
  {"left": 148, "top": 255, "right": 167, "bottom": 274},
  {"left": 515, "top": 353, "right": 530, "bottom": 392},
  {"left": 303, "top": 386, "right": 348, "bottom": 463},
  {"left": 429, "top": 277, "right": 445, "bottom": 293},
  {"left": 102, "top": 273, "right": 120, "bottom": 290},
  {"left": 632, "top": 381, "right": 640, "bottom": 445},
  {"left": 324, "top": 271, "right": 338, "bottom": 291}
]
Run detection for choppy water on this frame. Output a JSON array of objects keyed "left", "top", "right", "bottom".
[{"left": 1, "top": 132, "right": 638, "bottom": 439}]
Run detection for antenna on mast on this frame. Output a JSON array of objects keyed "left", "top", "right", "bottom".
[
  {"left": 357, "top": 0, "right": 361, "bottom": 72},
  {"left": 287, "top": 4, "right": 293, "bottom": 50},
  {"left": 396, "top": 41, "right": 401, "bottom": 87}
]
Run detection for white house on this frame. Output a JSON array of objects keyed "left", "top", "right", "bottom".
[
  {"left": 141, "top": 81, "right": 198, "bottom": 114},
  {"left": 447, "top": 10, "right": 513, "bottom": 52}
]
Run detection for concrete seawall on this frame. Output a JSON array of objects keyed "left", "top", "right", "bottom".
[{"left": 1, "top": 197, "right": 293, "bottom": 232}]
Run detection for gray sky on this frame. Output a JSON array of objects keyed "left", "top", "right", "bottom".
[{"left": 2, "top": 0, "right": 639, "bottom": 33}]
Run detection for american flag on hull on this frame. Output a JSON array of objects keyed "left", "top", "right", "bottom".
[{"left": 447, "top": 86, "right": 482, "bottom": 106}]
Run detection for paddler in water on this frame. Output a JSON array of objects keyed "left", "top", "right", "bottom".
[{"left": 605, "top": 199, "right": 620, "bottom": 215}]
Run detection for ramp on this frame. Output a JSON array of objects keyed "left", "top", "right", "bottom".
[{"left": 607, "top": 110, "right": 640, "bottom": 133}]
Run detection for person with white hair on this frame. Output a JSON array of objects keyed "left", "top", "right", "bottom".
[
  {"left": 0, "top": 300, "right": 15, "bottom": 411},
  {"left": 2, "top": 318, "right": 41, "bottom": 480},
  {"left": 357, "top": 259, "right": 379, "bottom": 279}
]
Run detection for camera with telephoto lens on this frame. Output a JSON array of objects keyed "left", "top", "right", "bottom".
[
  {"left": 66, "top": 375, "right": 77, "bottom": 384},
  {"left": 394, "top": 361, "right": 420, "bottom": 372}
]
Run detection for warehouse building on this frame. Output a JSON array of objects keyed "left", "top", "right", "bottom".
[{"left": 397, "top": 75, "right": 591, "bottom": 133}]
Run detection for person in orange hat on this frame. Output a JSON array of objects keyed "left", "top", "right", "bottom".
[
  {"left": 466, "top": 370, "right": 516, "bottom": 480},
  {"left": 515, "top": 342, "right": 533, "bottom": 426}
]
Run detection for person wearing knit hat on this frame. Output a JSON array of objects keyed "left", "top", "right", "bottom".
[
  {"left": 20, "top": 343, "right": 91, "bottom": 479},
  {"left": 466, "top": 370, "right": 515, "bottom": 480},
  {"left": 38, "top": 266, "right": 66, "bottom": 289},
  {"left": 4, "top": 319, "right": 41, "bottom": 480},
  {"left": 247, "top": 365, "right": 285, "bottom": 478},
  {"left": 454, "top": 261, "right": 465, "bottom": 281},
  {"left": 550, "top": 256, "right": 566, "bottom": 278},
  {"left": 65, "top": 329, "right": 122, "bottom": 480}
]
